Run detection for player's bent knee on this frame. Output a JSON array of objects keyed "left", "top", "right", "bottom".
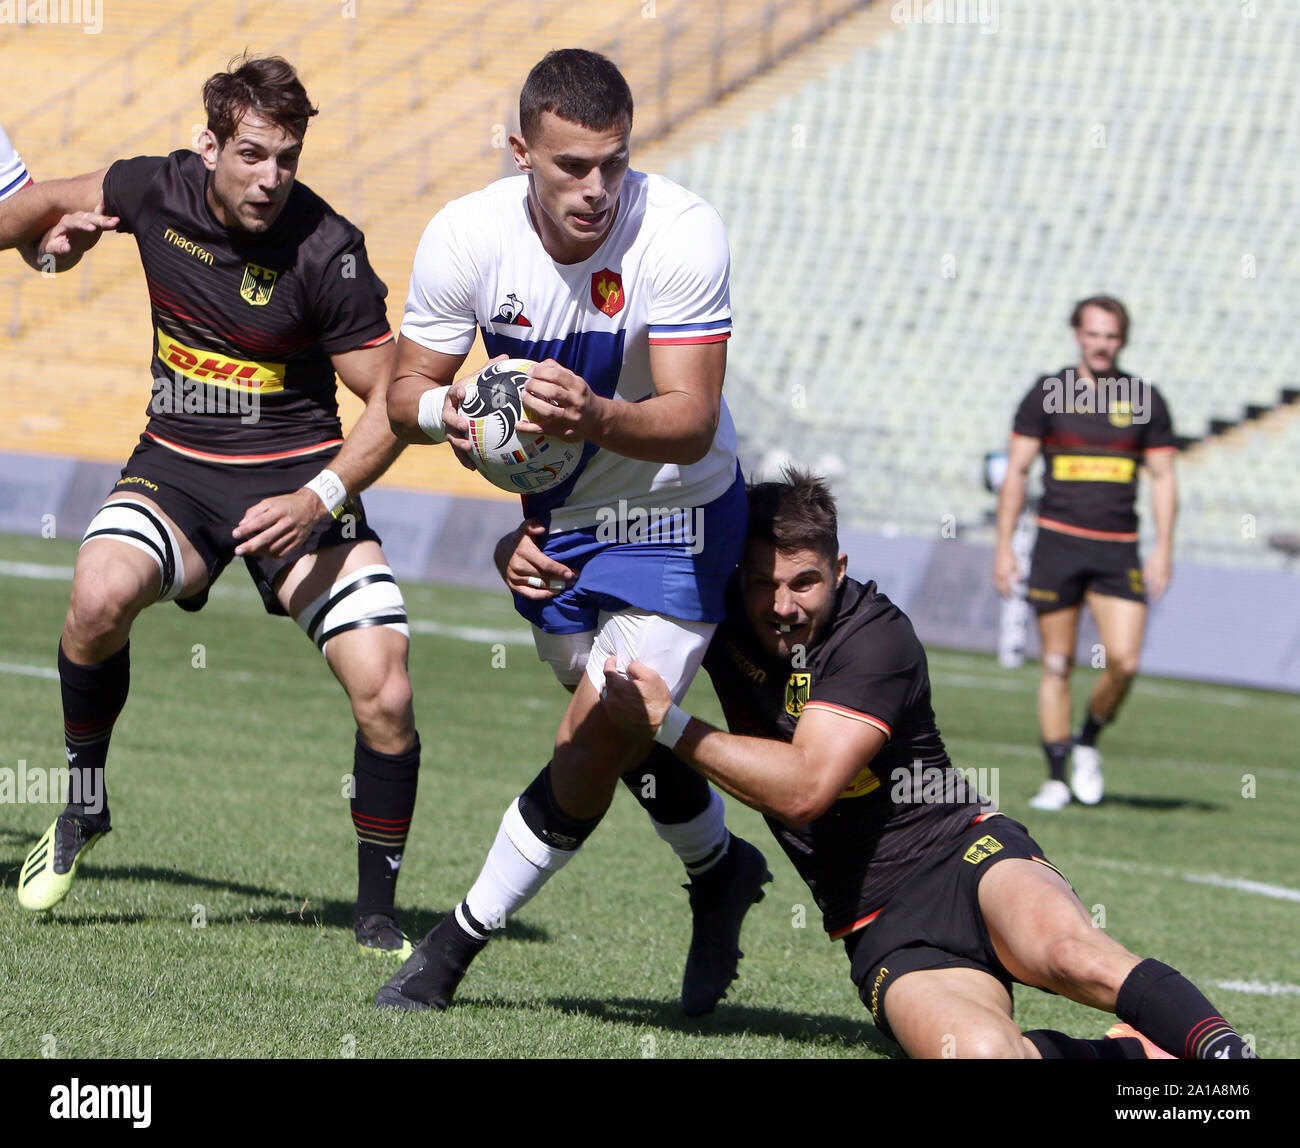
[
  {"left": 1042, "top": 651, "right": 1073, "bottom": 678},
  {"left": 956, "top": 1026, "right": 1031, "bottom": 1060},
  {"left": 65, "top": 565, "right": 156, "bottom": 647},
  {"left": 297, "top": 564, "right": 409, "bottom": 657},
  {"left": 1110, "top": 654, "right": 1140, "bottom": 681},
  {"left": 1044, "top": 934, "right": 1131, "bottom": 996}
]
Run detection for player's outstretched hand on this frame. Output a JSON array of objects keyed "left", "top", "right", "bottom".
[
  {"left": 1143, "top": 547, "right": 1172, "bottom": 601},
  {"left": 233, "top": 490, "right": 329, "bottom": 558},
  {"left": 993, "top": 545, "right": 1020, "bottom": 598},
  {"left": 517, "top": 359, "right": 604, "bottom": 442},
  {"left": 493, "top": 518, "right": 574, "bottom": 599},
  {"left": 601, "top": 655, "right": 672, "bottom": 737},
  {"left": 38, "top": 209, "right": 118, "bottom": 267}
]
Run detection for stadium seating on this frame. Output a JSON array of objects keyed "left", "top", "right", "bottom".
[
  {"left": 660, "top": 0, "right": 1299, "bottom": 565},
  {"left": 2, "top": 0, "right": 1294, "bottom": 564}
]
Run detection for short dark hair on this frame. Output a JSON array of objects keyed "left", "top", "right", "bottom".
[
  {"left": 203, "top": 54, "right": 318, "bottom": 146},
  {"left": 1070, "top": 295, "right": 1129, "bottom": 343},
  {"left": 519, "top": 49, "right": 633, "bottom": 140},
  {"left": 746, "top": 468, "right": 839, "bottom": 563}
]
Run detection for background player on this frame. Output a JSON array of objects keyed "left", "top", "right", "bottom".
[
  {"left": 15, "top": 57, "right": 423, "bottom": 958},
  {"left": 994, "top": 297, "right": 1178, "bottom": 811},
  {"left": 602, "top": 470, "right": 1248, "bottom": 1059},
  {"left": 381, "top": 49, "right": 766, "bottom": 1015}
]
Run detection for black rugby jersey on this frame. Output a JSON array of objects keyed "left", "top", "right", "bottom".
[
  {"left": 701, "top": 577, "right": 988, "bottom": 938},
  {"left": 102, "top": 150, "right": 391, "bottom": 461},
  {"left": 1013, "top": 367, "right": 1176, "bottom": 540}
]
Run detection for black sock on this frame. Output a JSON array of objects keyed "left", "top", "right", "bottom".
[
  {"left": 59, "top": 641, "right": 130, "bottom": 828},
  {"left": 351, "top": 732, "right": 420, "bottom": 923},
  {"left": 1116, "top": 958, "right": 1254, "bottom": 1059},
  {"left": 1024, "top": 1029, "right": 1147, "bottom": 1059},
  {"left": 1042, "top": 740, "right": 1071, "bottom": 783},
  {"left": 621, "top": 743, "right": 712, "bottom": 823},
  {"left": 1077, "top": 712, "right": 1108, "bottom": 748}
]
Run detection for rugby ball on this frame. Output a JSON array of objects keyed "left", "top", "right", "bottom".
[{"left": 460, "top": 358, "right": 583, "bottom": 494}]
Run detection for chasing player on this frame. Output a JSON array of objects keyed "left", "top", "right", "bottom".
[
  {"left": 601, "top": 470, "right": 1248, "bottom": 1059},
  {"left": 380, "top": 49, "right": 767, "bottom": 1014},
  {"left": 14, "top": 57, "right": 423, "bottom": 958},
  {"left": 994, "top": 297, "right": 1178, "bottom": 810}
]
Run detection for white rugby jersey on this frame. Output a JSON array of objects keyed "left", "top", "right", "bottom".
[
  {"left": 401, "top": 170, "right": 738, "bottom": 529},
  {"left": 0, "top": 124, "right": 32, "bottom": 201}
]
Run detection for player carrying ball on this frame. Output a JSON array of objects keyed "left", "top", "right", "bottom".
[
  {"left": 381, "top": 49, "right": 768, "bottom": 1014},
  {"left": 12, "top": 57, "right": 423, "bottom": 957}
]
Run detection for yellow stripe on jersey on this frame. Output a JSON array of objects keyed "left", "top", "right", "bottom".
[
  {"left": 156, "top": 328, "right": 286, "bottom": 392},
  {"left": 1051, "top": 454, "right": 1136, "bottom": 483}
]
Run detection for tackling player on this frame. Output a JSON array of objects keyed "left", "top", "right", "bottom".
[
  {"left": 381, "top": 49, "right": 767, "bottom": 1015},
  {"left": 994, "top": 297, "right": 1178, "bottom": 811},
  {"left": 602, "top": 471, "right": 1249, "bottom": 1059},
  {"left": 13, "top": 57, "right": 424, "bottom": 958}
]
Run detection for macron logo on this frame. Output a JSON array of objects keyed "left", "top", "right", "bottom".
[{"left": 49, "top": 1078, "right": 151, "bottom": 1128}]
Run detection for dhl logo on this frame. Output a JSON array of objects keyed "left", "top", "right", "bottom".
[
  {"left": 838, "top": 766, "right": 880, "bottom": 800},
  {"left": 156, "top": 329, "right": 286, "bottom": 392},
  {"left": 1052, "top": 455, "right": 1136, "bottom": 483},
  {"left": 962, "top": 835, "right": 1004, "bottom": 865}
]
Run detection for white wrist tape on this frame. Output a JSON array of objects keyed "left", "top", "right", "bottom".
[
  {"left": 303, "top": 468, "right": 347, "bottom": 518},
  {"left": 417, "top": 385, "right": 452, "bottom": 444},
  {"left": 654, "top": 703, "right": 692, "bottom": 750}
]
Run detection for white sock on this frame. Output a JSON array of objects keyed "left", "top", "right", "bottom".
[
  {"left": 651, "top": 789, "right": 729, "bottom": 875},
  {"left": 465, "top": 798, "right": 576, "bottom": 931}
]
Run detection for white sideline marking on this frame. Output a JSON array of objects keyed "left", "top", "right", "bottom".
[
  {"left": 928, "top": 651, "right": 1293, "bottom": 710},
  {"left": 1083, "top": 858, "right": 1300, "bottom": 903},
  {"left": 0, "top": 560, "right": 73, "bottom": 580},
  {"left": 945, "top": 738, "right": 1295, "bottom": 782},
  {"left": 1213, "top": 980, "right": 1300, "bottom": 997},
  {"left": 0, "top": 661, "right": 59, "bottom": 680},
  {"left": 1183, "top": 872, "right": 1300, "bottom": 903},
  {"left": 931, "top": 671, "right": 1023, "bottom": 692},
  {"left": 408, "top": 619, "right": 533, "bottom": 645}
]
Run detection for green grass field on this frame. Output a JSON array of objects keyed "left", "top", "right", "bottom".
[{"left": 1, "top": 532, "right": 1297, "bottom": 1059}]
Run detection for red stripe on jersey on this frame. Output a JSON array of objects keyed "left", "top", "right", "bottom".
[
  {"left": 1144, "top": 445, "right": 1178, "bottom": 453},
  {"left": 148, "top": 287, "right": 199, "bottom": 323},
  {"left": 829, "top": 907, "right": 883, "bottom": 941},
  {"left": 356, "top": 331, "right": 394, "bottom": 348},
  {"left": 801, "top": 701, "right": 892, "bottom": 737},
  {"left": 1036, "top": 517, "right": 1139, "bottom": 542},
  {"left": 647, "top": 332, "right": 730, "bottom": 346},
  {"left": 148, "top": 286, "right": 312, "bottom": 355},
  {"left": 146, "top": 432, "right": 343, "bottom": 463},
  {"left": 1045, "top": 431, "right": 1138, "bottom": 452}
]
